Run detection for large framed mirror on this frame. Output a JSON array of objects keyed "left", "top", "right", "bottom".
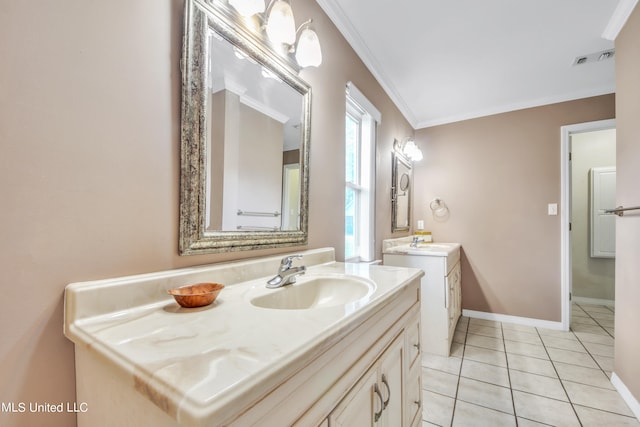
[
  {"left": 180, "top": 0, "right": 311, "bottom": 255},
  {"left": 391, "top": 148, "right": 411, "bottom": 232}
]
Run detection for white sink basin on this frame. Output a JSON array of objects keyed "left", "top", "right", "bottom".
[{"left": 250, "top": 275, "right": 375, "bottom": 310}]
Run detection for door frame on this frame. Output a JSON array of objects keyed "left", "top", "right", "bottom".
[{"left": 560, "top": 118, "right": 616, "bottom": 330}]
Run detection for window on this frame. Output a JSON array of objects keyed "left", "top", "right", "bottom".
[{"left": 345, "top": 83, "right": 380, "bottom": 262}]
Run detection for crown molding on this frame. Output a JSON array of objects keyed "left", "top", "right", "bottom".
[
  {"left": 315, "top": 0, "right": 418, "bottom": 127},
  {"left": 602, "top": 0, "right": 639, "bottom": 40}
]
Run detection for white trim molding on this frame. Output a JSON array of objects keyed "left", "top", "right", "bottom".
[
  {"left": 611, "top": 373, "right": 640, "bottom": 420},
  {"left": 602, "top": 0, "right": 640, "bottom": 40},
  {"left": 560, "top": 119, "right": 616, "bottom": 331},
  {"left": 462, "top": 310, "right": 564, "bottom": 331}
]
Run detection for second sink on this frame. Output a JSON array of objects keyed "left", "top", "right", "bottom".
[{"left": 250, "top": 274, "right": 375, "bottom": 310}]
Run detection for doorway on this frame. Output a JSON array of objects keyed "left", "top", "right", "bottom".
[{"left": 561, "top": 119, "right": 616, "bottom": 331}]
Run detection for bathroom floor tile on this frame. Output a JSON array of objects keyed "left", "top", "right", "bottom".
[
  {"left": 574, "top": 404, "right": 640, "bottom": 426},
  {"left": 553, "top": 362, "right": 615, "bottom": 390},
  {"left": 460, "top": 359, "right": 510, "bottom": 388},
  {"left": 516, "top": 417, "right": 552, "bottom": 426},
  {"left": 502, "top": 329, "right": 542, "bottom": 345},
  {"left": 506, "top": 353, "right": 557, "bottom": 378},
  {"left": 574, "top": 331, "right": 614, "bottom": 345},
  {"left": 540, "top": 335, "right": 587, "bottom": 352},
  {"left": 450, "top": 341, "right": 464, "bottom": 358},
  {"left": 563, "top": 381, "right": 635, "bottom": 417},
  {"left": 463, "top": 345, "right": 507, "bottom": 367},
  {"left": 456, "top": 377, "right": 514, "bottom": 414},
  {"left": 453, "top": 330, "right": 467, "bottom": 344},
  {"left": 466, "top": 333, "right": 505, "bottom": 352},
  {"left": 422, "top": 390, "right": 455, "bottom": 426},
  {"left": 509, "top": 369, "right": 567, "bottom": 401},
  {"left": 512, "top": 391, "right": 580, "bottom": 426},
  {"left": 422, "top": 367, "right": 459, "bottom": 397},
  {"left": 469, "top": 318, "right": 501, "bottom": 328},
  {"left": 422, "top": 353, "right": 462, "bottom": 375},
  {"left": 592, "top": 354, "right": 614, "bottom": 371},
  {"left": 467, "top": 324, "right": 502, "bottom": 339},
  {"left": 420, "top": 305, "right": 631, "bottom": 427},
  {"left": 536, "top": 328, "right": 579, "bottom": 341},
  {"left": 452, "top": 400, "right": 516, "bottom": 427},
  {"left": 504, "top": 340, "right": 548, "bottom": 359},
  {"left": 581, "top": 341, "right": 614, "bottom": 357},
  {"left": 546, "top": 347, "right": 599, "bottom": 369},
  {"left": 500, "top": 323, "right": 537, "bottom": 334},
  {"left": 571, "top": 323, "right": 610, "bottom": 335}
]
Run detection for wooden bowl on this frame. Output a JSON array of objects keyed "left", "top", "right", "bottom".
[{"left": 168, "top": 283, "right": 224, "bottom": 308}]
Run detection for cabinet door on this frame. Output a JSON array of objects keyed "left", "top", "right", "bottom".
[
  {"left": 329, "top": 367, "right": 378, "bottom": 427},
  {"left": 378, "top": 335, "right": 405, "bottom": 426}
]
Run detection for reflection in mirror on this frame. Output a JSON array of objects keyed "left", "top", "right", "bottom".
[
  {"left": 180, "top": 0, "right": 311, "bottom": 255},
  {"left": 392, "top": 149, "right": 411, "bottom": 232},
  {"left": 206, "top": 32, "right": 303, "bottom": 232}
]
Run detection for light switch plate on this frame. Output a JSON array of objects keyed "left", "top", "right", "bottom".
[{"left": 548, "top": 203, "right": 558, "bottom": 216}]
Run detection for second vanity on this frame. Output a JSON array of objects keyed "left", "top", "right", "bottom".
[
  {"left": 64, "top": 248, "right": 424, "bottom": 426},
  {"left": 383, "top": 238, "right": 462, "bottom": 357}
]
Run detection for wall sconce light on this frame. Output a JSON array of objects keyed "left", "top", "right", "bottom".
[
  {"left": 228, "top": 0, "right": 323, "bottom": 68},
  {"left": 394, "top": 138, "right": 423, "bottom": 162}
]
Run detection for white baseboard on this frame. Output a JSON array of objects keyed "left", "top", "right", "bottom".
[
  {"left": 462, "top": 309, "right": 565, "bottom": 331},
  {"left": 611, "top": 372, "right": 640, "bottom": 420},
  {"left": 573, "top": 296, "right": 615, "bottom": 307}
]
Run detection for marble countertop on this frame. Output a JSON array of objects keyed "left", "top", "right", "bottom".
[{"left": 64, "top": 251, "right": 423, "bottom": 425}]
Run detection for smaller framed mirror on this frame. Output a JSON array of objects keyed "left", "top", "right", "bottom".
[{"left": 391, "top": 148, "right": 411, "bottom": 232}]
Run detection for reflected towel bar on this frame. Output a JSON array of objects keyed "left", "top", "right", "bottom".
[
  {"left": 605, "top": 205, "right": 640, "bottom": 216},
  {"left": 237, "top": 210, "right": 281, "bottom": 217}
]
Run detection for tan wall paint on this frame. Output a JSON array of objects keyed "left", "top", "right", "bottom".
[
  {"left": 414, "top": 95, "right": 615, "bottom": 321},
  {"left": 571, "top": 129, "right": 616, "bottom": 301},
  {"left": 614, "top": 4, "right": 640, "bottom": 406},
  {"left": 0, "top": 1, "right": 411, "bottom": 426}
]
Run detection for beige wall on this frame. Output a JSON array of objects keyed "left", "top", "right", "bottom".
[
  {"left": 571, "top": 129, "right": 616, "bottom": 301},
  {"left": 614, "top": 4, "right": 640, "bottom": 407},
  {"left": 414, "top": 95, "right": 615, "bottom": 321},
  {"left": 0, "top": 1, "right": 411, "bottom": 426}
]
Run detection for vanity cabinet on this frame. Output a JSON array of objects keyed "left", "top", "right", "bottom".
[
  {"left": 384, "top": 244, "right": 461, "bottom": 357},
  {"left": 329, "top": 334, "right": 404, "bottom": 426},
  {"left": 65, "top": 250, "right": 424, "bottom": 427}
]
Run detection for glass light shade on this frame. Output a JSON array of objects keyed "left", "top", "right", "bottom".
[
  {"left": 266, "top": 0, "right": 296, "bottom": 45},
  {"left": 229, "top": 0, "right": 265, "bottom": 17},
  {"left": 403, "top": 140, "right": 423, "bottom": 161},
  {"left": 295, "top": 27, "right": 322, "bottom": 67}
]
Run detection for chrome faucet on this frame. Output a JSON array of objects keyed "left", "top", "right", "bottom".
[
  {"left": 266, "top": 255, "right": 306, "bottom": 288},
  {"left": 410, "top": 236, "right": 422, "bottom": 248}
]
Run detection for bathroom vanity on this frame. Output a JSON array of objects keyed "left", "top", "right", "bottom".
[
  {"left": 64, "top": 248, "right": 424, "bottom": 426},
  {"left": 383, "top": 238, "right": 461, "bottom": 357}
]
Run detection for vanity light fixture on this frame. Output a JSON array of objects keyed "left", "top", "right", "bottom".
[
  {"left": 228, "top": 0, "right": 264, "bottom": 17},
  {"left": 395, "top": 138, "right": 423, "bottom": 162},
  {"left": 228, "top": 0, "right": 323, "bottom": 68}
]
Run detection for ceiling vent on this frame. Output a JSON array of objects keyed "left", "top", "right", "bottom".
[{"left": 573, "top": 49, "right": 615, "bottom": 66}]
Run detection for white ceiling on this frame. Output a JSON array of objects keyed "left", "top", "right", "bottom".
[{"left": 316, "top": 0, "right": 629, "bottom": 128}]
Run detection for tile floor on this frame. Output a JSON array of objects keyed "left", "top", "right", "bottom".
[{"left": 422, "top": 303, "right": 639, "bottom": 426}]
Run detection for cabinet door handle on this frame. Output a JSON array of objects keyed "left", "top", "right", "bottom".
[
  {"left": 373, "top": 383, "right": 384, "bottom": 422},
  {"left": 381, "top": 374, "right": 391, "bottom": 409},
  {"left": 413, "top": 342, "right": 420, "bottom": 351}
]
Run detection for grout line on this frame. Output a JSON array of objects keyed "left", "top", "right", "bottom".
[
  {"left": 449, "top": 318, "right": 469, "bottom": 427},
  {"left": 535, "top": 325, "right": 585, "bottom": 427},
  {"left": 500, "top": 321, "right": 519, "bottom": 426}
]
